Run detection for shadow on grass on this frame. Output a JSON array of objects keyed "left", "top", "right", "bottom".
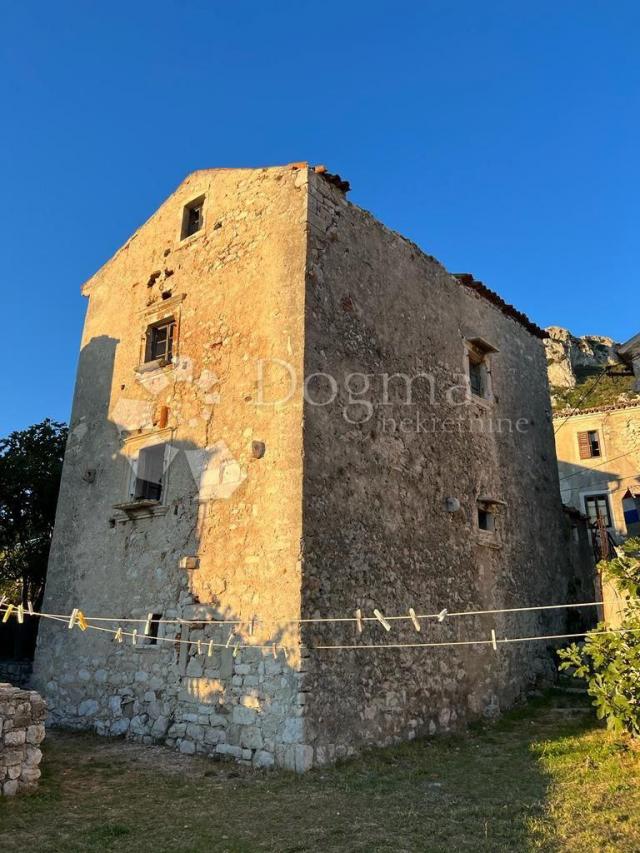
[{"left": 0, "top": 693, "right": 606, "bottom": 853}]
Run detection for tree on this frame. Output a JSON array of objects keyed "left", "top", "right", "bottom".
[
  {"left": 558, "top": 538, "right": 640, "bottom": 737},
  {"left": 0, "top": 419, "right": 68, "bottom": 608}
]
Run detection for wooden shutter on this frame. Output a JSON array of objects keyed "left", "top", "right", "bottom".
[{"left": 577, "top": 431, "right": 591, "bottom": 459}]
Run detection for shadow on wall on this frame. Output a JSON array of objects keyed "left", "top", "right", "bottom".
[
  {"left": 35, "top": 333, "right": 303, "bottom": 769},
  {"left": 558, "top": 459, "right": 639, "bottom": 542},
  {"left": 1, "top": 336, "right": 121, "bottom": 686}
]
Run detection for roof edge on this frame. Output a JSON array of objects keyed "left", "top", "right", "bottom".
[
  {"left": 552, "top": 399, "right": 640, "bottom": 418},
  {"left": 453, "top": 274, "right": 548, "bottom": 340}
]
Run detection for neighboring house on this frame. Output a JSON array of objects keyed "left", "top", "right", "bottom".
[
  {"left": 33, "top": 163, "right": 579, "bottom": 770},
  {"left": 553, "top": 402, "right": 640, "bottom": 541}
]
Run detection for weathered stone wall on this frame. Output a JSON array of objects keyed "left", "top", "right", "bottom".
[
  {"left": 0, "top": 660, "right": 32, "bottom": 688},
  {"left": 299, "top": 170, "right": 572, "bottom": 762},
  {"left": 32, "top": 166, "right": 309, "bottom": 769},
  {"left": 0, "top": 684, "right": 45, "bottom": 796}
]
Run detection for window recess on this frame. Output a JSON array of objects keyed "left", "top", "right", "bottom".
[
  {"left": 465, "top": 337, "right": 498, "bottom": 403},
  {"left": 584, "top": 493, "right": 612, "bottom": 528},
  {"left": 132, "top": 442, "right": 167, "bottom": 502},
  {"left": 577, "top": 429, "right": 601, "bottom": 460},
  {"left": 181, "top": 195, "right": 205, "bottom": 240},
  {"left": 475, "top": 496, "right": 505, "bottom": 547},
  {"left": 144, "top": 318, "right": 175, "bottom": 365}
]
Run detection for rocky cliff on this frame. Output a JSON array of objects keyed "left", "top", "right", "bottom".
[{"left": 545, "top": 327, "right": 638, "bottom": 411}]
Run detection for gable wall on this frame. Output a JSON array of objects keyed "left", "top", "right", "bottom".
[{"left": 33, "top": 166, "right": 310, "bottom": 769}]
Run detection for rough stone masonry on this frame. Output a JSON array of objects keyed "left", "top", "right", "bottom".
[
  {"left": 32, "top": 163, "right": 581, "bottom": 770},
  {"left": 0, "top": 684, "right": 46, "bottom": 796}
]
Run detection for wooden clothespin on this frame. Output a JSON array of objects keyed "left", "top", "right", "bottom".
[
  {"left": 2, "top": 604, "right": 15, "bottom": 623},
  {"left": 207, "top": 640, "right": 213, "bottom": 657},
  {"left": 373, "top": 609, "right": 391, "bottom": 631},
  {"left": 0, "top": 596, "right": 7, "bottom": 610},
  {"left": 282, "top": 646, "right": 289, "bottom": 660},
  {"left": 27, "top": 601, "right": 34, "bottom": 616},
  {"left": 408, "top": 608, "right": 421, "bottom": 632},
  {"left": 196, "top": 640, "right": 202, "bottom": 655},
  {"left": 132, "top": 629, "right": 138, "bottom": 646},
  {"left": 114, "top": 627, "right": 123, "bottom": 643},
  {"left": 233, "top": 641, "right": 241, "bottom": 658},
  {"left": 17, "top": 605, "right": 24, "bottom": 624},
  {"left": 491, "top": 629, "right": 498, "bottom": 651},
  {"left": 437, "top": 609, "right": 448, "bottom": 623},
  {"left": 68, "top": 608, "right": 79, "bottom": 629},
  {"left": 272, "top": 643, "right": 277, "bottom": 659},
  {"left": 77, "top": 611, "right": 88, "bottom": 631},
  {"left": 225, "top": 630, "right": 234, "bottom": 648},
  {"left": 355, "top": 608, "right": 363, "bottom": 634},
  {"left": 144, "top": 613, "right": 153, "bottom": 635}
]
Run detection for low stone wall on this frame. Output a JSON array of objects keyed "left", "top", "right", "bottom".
[{"left": 0, "top": 683, "right": 46, "bottom": 796}]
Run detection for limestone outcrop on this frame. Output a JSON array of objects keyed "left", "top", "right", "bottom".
[{"left": 545, "top": 326, "right": 622, "bottom": 390}]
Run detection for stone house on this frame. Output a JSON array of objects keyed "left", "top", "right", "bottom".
[
  {"left": 33, "top": 163, "right": 579, "bottom": 770},
  {"left": 553, "top": 402, "right": 640, "bottom": 541}
]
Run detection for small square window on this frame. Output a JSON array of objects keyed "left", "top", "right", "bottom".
[
  {"left": 145, "top": 319, "right": 175, "bottom": 364},
  {"left": 181, "top": 196, "right": 205, "bottom": 239},
  {"left": 476, "top": 497, "right": 504, "bottom": 546},
  {"left": 145, "top": 613, "right": 162, "bottom": 646},
  {"left": 478, "top": 506, "right": 495, "bottom": 531}
]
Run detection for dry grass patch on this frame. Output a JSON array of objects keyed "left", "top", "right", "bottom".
[{"left": 0, "top": 693, "right": 639, "bottom": 852}]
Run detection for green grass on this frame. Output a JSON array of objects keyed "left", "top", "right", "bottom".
[
  {"left": 1, "top": 693, "right": 639, "bottom": 852},
  {"left": 551, "top": 365, "right": 637, "bottom": 413}
]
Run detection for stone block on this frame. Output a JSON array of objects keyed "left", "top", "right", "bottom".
[
  {"left": 204, "top": 728, "right": 225, "bottom": 746},
  {"left": 4, "top": 730, "right": 26, "bottom": 746},
  {"left": 151, "top": 716, "right": 169, "bottom": 737},
  {"left": 186, "top": 658, "right": 204, "bottom": 678},
  {"left": 2, "top": 780, "right": 19, "bottom": 797},
  {"left": 239, "top": 726, "right": 263, "bottom": 750},
  {"left": 253, "top": 750, "right": 275, "bottom": 769},
  {"left": 232, "top": 705, "right": 257, "bottom": 725},
  {"left": 25, "top": 747, "right": 42, "bottom": 765},
  {"left": 110, "top": 717, "right": 130, "bottom": 736},
  {"left": 26, "top": 724, "right": 45, "bottom": 744},
  {"left": 282, "top": 716, "right": 304, "bottom": 743},
  {"left": 216, "top": 743, "right": 242, "bottom": 760},
  {"left": 295, "top": 745, "right": 314, "bottom": 773},
  {"left": 78, "top": 699, "right": 98, "bottom": 717},
  {"left": 20, "top": 767, "right": 41, "bottom": 784}
]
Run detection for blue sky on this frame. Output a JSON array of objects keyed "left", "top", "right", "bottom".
[{"left": 1, "top": 1, "right": 638, "bottom": 435}]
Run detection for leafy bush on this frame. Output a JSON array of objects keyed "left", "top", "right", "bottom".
[{"left": 558, "top": 538, "right": 640, "bottom": 736}]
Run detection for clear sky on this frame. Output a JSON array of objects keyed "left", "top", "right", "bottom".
[{"left": 1, "top": 1, "right": 638, "bottom": 435}]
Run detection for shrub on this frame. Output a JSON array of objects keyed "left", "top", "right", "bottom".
[{"left": 558, "top": 538, "right": 640, "bottom": 736}]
